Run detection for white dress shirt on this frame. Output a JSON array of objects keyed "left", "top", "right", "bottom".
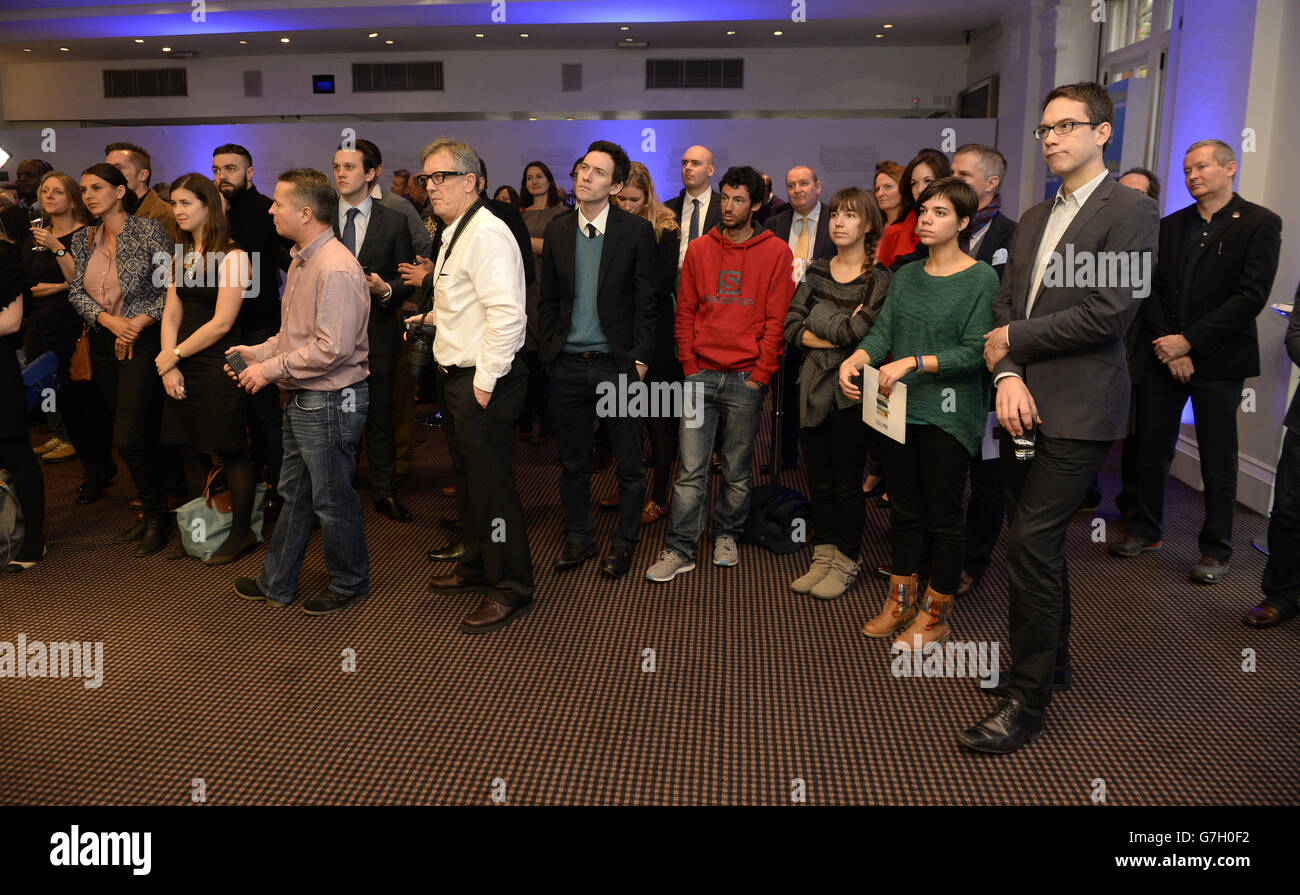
[
  {"left": 786, "top": 202, "right": 821, "bottom": 262},
  {"left": 337, "top": 194, "right": 373, "bottom": 255},
  {"left": 431, "top": 204, "right": 527, "bottom": 394},
  {"left": 997, "top": 166, "right": 1110, "bottom": 383},
  {"left": 578, "top": 201, "right": 610, "bottom": 237},
  {"left": 677, "top": 187, "right": 712, "bottom": 269}
]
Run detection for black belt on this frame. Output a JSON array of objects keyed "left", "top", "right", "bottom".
[
  {"left": 437, "top": 363, "right": 476, "bottom": 376},
  {"left": 565, "top": 351, "right": 614, "bottom": 361}
]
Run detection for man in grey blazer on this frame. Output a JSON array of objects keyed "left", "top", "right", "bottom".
[{"left": 960, "top": 82, "right": 1159, "bottom": 753}]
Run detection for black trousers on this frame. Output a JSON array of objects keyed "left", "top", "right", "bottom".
[
  {"left": 1000, "top": 431, "right": 1111, "bottom": 713},
  {"left": 886, "top": 424, "right": 970, "bottom": 593},
  {"left": 0, "top": 436, "right": 44, "bottom": 562},
  {"left": 517, "top": 349, "right": 552, "bottom": 435},
  {"left": 550, "top": 352, "right": 647, "bottom": 550},
  {"left": 779, "top": 345, "right": 802, "bottom": 467},
  {"left": 1130, "top": 370, "right": 1243, "bottom": 560},
  {"left": 801, "top": 405, "right": 870, "bottom": 559},
  {"left": 964, "top": 453, "right": 1005, "bottom": 578},
  {"left": 646, "top": 363, "right": 682, "bottom": 506},
  {"left": 364, "top": 351, "right": 399, "bottom": 500},
  {"left": 1262, "top": 428, "right": 1300, "bottom": 613},
  {"left": 87, "top": 326, "right": 166, "bottom": 515},
  {"left": 1115, "top": 383, "right": 1142, "bottom": 513},
  {"left": 440, "top": 356, "right": 534, "bottom": 606},
  {"left": 243, "top": 326, "right": 283, "bottom": 495}
]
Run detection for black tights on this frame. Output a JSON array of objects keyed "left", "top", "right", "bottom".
[{"left": 183, "top": 448, "right": 255, "bottom": 548}]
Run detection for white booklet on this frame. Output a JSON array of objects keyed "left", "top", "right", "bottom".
[{"left": 861, "top": 364, "right": 907, "bottom": 444}]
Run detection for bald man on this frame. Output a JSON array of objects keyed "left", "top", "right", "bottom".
[{"left": 665, "top": 144, "right": 722, "bottom": 269}]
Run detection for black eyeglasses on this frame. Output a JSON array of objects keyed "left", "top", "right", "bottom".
[
  {"left": 1033, "top": 121, "right": 1104, "bottom": 141},
  {"left": 414, "top": 171, "right": 472, "bottom": 189}
]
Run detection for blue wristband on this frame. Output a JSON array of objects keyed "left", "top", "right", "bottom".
[{"left": 915, "top": 354, "right": 924, "bottom": 373}]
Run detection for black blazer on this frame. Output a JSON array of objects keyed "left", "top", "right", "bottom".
[
  {"left": 992, "top": 175, "right": 1159, "bottom": 441},
  {"left": 1141, "top": 193, "right": 1282, "bottom": 381},
  {"left": 766, "top": 203, "right": 835, "bottom": 261},
  {"left": 650, "top": 226, "right": 682, "bottom": 371},
  {"left": 666, "top": 188, "right": 722, "bottom": 237},
  {"left": 974, "top": 211, "right": 1017, "bottom": 281},
  {"left": 333, "top": 200, "right": 414, "bottom": 358},
  {"left": 1285, "top": 281, "right": 1300, "bottom": 434},
  {"left": 538, "top": 204, "right": 658, "bottom": 371}
]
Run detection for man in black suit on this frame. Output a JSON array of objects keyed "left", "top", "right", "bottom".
[
  {"left": 539, "top": 139, "right": 657, "bottom": 578},
  {"left": 332, "top": 139, "right": 415, "bottom": 522},
  {"left": 665, "top": 145, "right": 721, "bottom": 270},
  {"left": 213, "top": 144, "right": 292, "bottom": 504},
  {"left": 1249, "top": 281, "right": 1300, "bottom": 628},
  {"left": 951, "top": 144, "right": 1017, "bottom": 597},
  {"left": 1110, "top": 139, "right": 1282, "bottom": 584},
  {"left": 766, "top": 165, "right": 835, "bottom": 470},
  {"left": 962, "top": 82, "right": 1159, "bottom": 753}
]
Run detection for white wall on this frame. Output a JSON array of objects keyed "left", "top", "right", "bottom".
[{"left": 0, "top": 46, "right": 970, "bottom": 124}]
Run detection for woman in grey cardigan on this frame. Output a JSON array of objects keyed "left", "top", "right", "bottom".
[
  {"left": 68, "top": 163, "right": 171, "bottom": 555},
  {"left": 783, "top": 187, "right": 891, "bottom": 599}
]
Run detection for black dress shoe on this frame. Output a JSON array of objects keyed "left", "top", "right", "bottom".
[
  {"left": 427, "top": 538, "right": 465, "bottom": 562},
  {"left": 114, "top": 516, "right": 149, "bottom": 543},
  {"left": 428, "top": 571, "right": 486, "bottom": 593},
  {"left": 461, "top": 598, "right": 531, "bottom": 633},
  {"left": 374, "top": 496, "right": 413, "bottom": 522},
  {"left": 988, "top": 663, "right": 1072, "bottom": 697},
  {"left": 135, "top": 517, "right": 171, "bottom": 556},
  {"left": 553, "top": 540, "right": 597, "bottom": 571},
  {"left": 301, "top": 590, "right": 363, "bottom": 616},
  {"left": 1244, "top": 602, "right": 1297, "bottom": 628},
  {"left": 957, "top": 698, "right": 1045, "bottom": 754},
  {"left": 599, "top": 546, "right": 633, "bottom": 578}
]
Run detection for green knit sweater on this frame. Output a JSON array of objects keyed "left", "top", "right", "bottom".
[{"left": 856, "top": 260, "right": 998, "bottom": 455}]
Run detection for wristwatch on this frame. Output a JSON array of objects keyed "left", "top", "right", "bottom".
[
  {"left": 54, "top": 248, "right": 67, "bottom": 257},
  {"left": 173, "top": 347, "right": 182, "bottom": 359}
]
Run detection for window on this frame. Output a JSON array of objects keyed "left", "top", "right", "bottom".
[
  {"left": 1106, "top": 0, "right": 1155, "bottom": 52},
  {"left": 1100, "top": 0, "right": 1173, "bottom": 170}
]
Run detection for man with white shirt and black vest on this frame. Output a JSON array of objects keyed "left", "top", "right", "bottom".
[
  {"left": 666, "top": 145, "right": 721, "bottom": 270},
  {"left": 412, "top": 138, "right": 533, "bottom": 633}
]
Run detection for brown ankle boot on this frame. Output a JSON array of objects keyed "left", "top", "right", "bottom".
[
  {"left": 862, "top": 573, "right": 918, "bottom": 638},
  {"left": 893, "top": 586, "right": 954, "bottom": 651}
]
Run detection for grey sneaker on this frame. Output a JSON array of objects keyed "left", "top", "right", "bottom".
[
  {"left": 646, "top": 549, "right": 695, "bottom": 582},
  {"left": 713, "top": 535, "right": 739, "bottom": 567}
]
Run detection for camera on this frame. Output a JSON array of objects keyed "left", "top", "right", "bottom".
[{"left": 406, "top": 319, "right": 437, "bottom": 377}]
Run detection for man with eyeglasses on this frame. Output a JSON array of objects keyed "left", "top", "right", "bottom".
[
  {"left": 410, "top": 139, "right": 534, "bottom": 633},
  {"left": 961, "top": 82, "right": 1159, "bottom": 754}
]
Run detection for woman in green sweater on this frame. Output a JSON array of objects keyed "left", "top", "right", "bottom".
[{"left": 838, "top": 177, "right": 997, "bottom": 651}]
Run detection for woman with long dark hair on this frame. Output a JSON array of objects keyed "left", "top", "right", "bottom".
[
  {"left": 518, "top": 160, "right": 566, "bottom": 443},
  {"left": 785, "top": 187, "right": 891, "bottom": 598},
  {"left": 876, "top": 149, "right": 952, "bottom": 268},
  {"left": 839, "top": 177, "right": 997, "bottom": 651},
  {"left": 156, "top": 173, "right": 255, "bottom": 564},
  {"left": 67, "top": 162, "right": 171, "bottom": 554},
  {"left": 22, "top": 171, "right": 91, "bottom": 467}
]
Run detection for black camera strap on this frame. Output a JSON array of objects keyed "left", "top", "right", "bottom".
[{"left": 417, "top": 197, "right": 487, "bottom": 324}]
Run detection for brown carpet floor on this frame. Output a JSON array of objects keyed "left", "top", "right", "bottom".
[{"left": 1, "top": 405, "right": 1298, "bottom": 805}]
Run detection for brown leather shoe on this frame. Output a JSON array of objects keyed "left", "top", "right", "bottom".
[
  {"left": 598, "top": 488, "right": 621, "bottom": 509},
  {"left": 440, "top": 484, "right": 456, "bottom": 497},
  {"left": 461, "top": 598, "right": 531, "bottom": 633},
  {"left": 640, "top": 500, "right": 666, "bottom": 525},
  {"left": 1243, "top": 602, "right": 1296, "bottom": 628},
  {"left": 428, "top": 571, "right": 486, "bottom": 593}
]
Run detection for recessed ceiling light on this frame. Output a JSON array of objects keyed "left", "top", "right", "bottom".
[
  {"left": 385, "top": 39, "right": 394, "bottom": 45},
  {"left": 564, "top": 117, "right": 574, "bottom": 121},
  {"left": 528, "top": 116, "right": 538, "bottom": 121},
  {"left": 623, "top": 37, "right": 634, "bottom": 41},
  {"left": 60, "top": 47, "right": 70, "bottom": 52},
  {"left": 368, "top": 32, "right": 379, "bottom": 38},
  {"left": 280, "top": 37, "right": 290, "bottom": 44},
  {"left": 875, "top": 33, "right": 884, "bottom": 38},
  {"left": 239, "top": 40, "right": 247, "bottom": 45},
  {"left": 725, "top": 30, "right": 736, "bottom": 36},
  {"left": 883, "top": 24, "right": 894, "bottom": 29},
  {"left": 773, "top": 30, "right": 783, "bottom": 36},
  {"left": 134, "top": 39, "right": 144, "bottom": 44},
  {"left": 161, "top": 47, "right": 171, "bottom": 52},
  {"left": 520, "top": 33, "right": 529, "bottom": 38},
  {"left": 475, "top": 33, "right": 485, "bottom": 38},
  {"left": 620, "top": 26, "right": 629, "bottom": 31},
  {"left": 22, "top": 48, "right": 32, "bottom": 52}
]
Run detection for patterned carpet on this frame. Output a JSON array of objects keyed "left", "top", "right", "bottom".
[{"left": 1, "top": 402, "right": 1298, "bottom": 806}]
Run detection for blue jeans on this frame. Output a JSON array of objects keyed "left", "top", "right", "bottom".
[
  {"left": 665, "top": 369, "right": 766, "bottom": 560},
  {"left": 258, "top": 383, "right": 370, "bottom": 602}
]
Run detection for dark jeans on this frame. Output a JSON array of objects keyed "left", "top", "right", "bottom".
[
  {"left": 88, "top": 325, "right": 166, "bottom": 515},
  {"left": 1262, "top": 428, "right": 1300, "bottom": 613},
  {"left": 257, "top": 383, "right": 370, "bottom": 602},
  {"left": 550, "top": 352, "right": 646, "bottom": 550},
  {"left": 965, "top": 454, "right": 1005, "bottom": 578},
  {"left": 1130, "top": 371, "right": 1243, "bottom": 560},
  {"left": 666, "top": 369, "right": 766, "bottom": 560},
  {"left": 243, "top": 327, "right": 283, "bottom": 495},
  {"left": 801, "top": 405, "right": 869, "bottom": 558},
  {"left": 0, "top": 436, "right": 44, "bottom": 561},
  {"left": 440, "top": 356, "right": 534, "bottom": 606},
  {"left": 885, "top": 424, "right": 970, "bottom": 594},
  {"left": 364, "top": 351, "right": 399, "bottom": 500},
  {"left": 1000, "top": 432, "right": 1111, "bottom": 713}
]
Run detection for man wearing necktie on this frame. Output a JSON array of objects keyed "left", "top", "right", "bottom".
[{"left": 665, "top": 145, "right": 721, "bottom": 271}]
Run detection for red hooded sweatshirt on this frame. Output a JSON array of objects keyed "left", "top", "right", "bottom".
[{"left": 675, "top": 223, "right": 796, "bottom": 386}]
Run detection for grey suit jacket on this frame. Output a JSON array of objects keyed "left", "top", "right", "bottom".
[{"left": 993, "top": 176, "right": 1159, "bottom": 441}]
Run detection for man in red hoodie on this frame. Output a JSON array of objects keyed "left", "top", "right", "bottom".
[{"left": 646, "top": 166, "right": 796, "bottom": 581}]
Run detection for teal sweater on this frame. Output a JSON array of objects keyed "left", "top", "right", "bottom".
[{"left": 856, "top": 260, "right": 997, "bottom": 455}]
